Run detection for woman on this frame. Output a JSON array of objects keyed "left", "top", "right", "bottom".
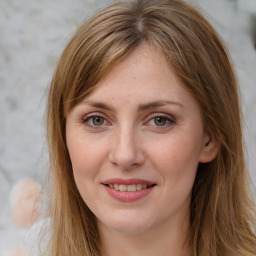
[{"left": 45, "top": 0, "right": 256, "bottom": 255}]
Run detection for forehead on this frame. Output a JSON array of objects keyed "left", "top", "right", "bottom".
[
  {"left": 87, "top": 44, "right": 180, "bottom": 96},
  {"left": 76, "top": 43, "right": 200, "bottom": 115}
]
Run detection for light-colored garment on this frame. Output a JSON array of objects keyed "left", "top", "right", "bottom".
[{"left": 23, "top": 219, "right": 49, "bottom": 256}]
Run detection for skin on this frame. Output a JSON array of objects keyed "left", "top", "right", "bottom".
[{"left": 66, "top": 43, "right": 218, "bottom": 256}]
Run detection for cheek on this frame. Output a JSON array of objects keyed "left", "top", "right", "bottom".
[
  {"left": 149, "top": 133, "right": 201, "bottom": 185},
  {"left": 67, "top": 137, "right": 104, "bottom": 205},
  {"left": 153, "top": 136, "right": 200, "bottom": 166},
  {"left": 67, "top": 134, "right": 106, "bottom": 175},
  {"left": 67, "top": 136, "right": 110, "bottom": 207}
]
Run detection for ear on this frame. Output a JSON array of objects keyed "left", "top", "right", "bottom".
[{"left": 199, "top": 132, "right": 219, "bottom": 163}]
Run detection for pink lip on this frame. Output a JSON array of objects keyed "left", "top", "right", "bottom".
[
  {"left": 102, "top": 178, "right": 154, "bottom": 186},
  {"left": 102, "top": 178, "right": 156, "bottom": 202}
]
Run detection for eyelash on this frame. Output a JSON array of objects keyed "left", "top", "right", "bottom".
[{"left": 81, "top": 113, "right": 175, "bottom": 129}]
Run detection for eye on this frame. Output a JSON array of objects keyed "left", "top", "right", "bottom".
[
  {"left": 147, "top": 114, "right": 175, "bottom": 128},
  {"left": 91, "top": 116, "right": 105, "bottom": 126},
  {"left": 82, "top": 114, "right": 108, "bottom": 128},
  {"left": 154, "top": 116, "right": 168, "bottom": 126}
]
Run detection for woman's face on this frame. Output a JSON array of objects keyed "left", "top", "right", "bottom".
[{"left": 66, "top": 43, "right": 216, "bottom": 235}]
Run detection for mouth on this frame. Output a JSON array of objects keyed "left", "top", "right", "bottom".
[
  {"left": 102, "top": 179, "right": 156, "bottom": 202},
  {"left": 104, "top": 183, "right": 155, "bottom": 192}
]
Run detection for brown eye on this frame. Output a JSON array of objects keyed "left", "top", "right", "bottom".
[
  {"left": 92, "top": 116, "right": 105, "bottom": 126},
  {"left": 154, "top": 117, "right": 167, "bottom": 126}
]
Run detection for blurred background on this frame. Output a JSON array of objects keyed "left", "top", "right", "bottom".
[{"left": 0, "top": 0, "right": 255, "bottom": 254}]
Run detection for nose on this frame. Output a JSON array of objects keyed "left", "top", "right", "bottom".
[{"left": 108, "top": 126, "right": 145, "bottom": 170}]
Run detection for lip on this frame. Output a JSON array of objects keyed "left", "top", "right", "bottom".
[
  {"left": 102, "top": 178, "right": 156, "bottom": 202},
  {"left": 102, "top": 178, "right": 155, "bottom": 186}
]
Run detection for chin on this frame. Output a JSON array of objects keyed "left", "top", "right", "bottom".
[
  {"left": 99, "top": 213, "right": 153, "bottom": 235},
  {"left": 110, "top": 223, "right": 150, "bottom": 234}
]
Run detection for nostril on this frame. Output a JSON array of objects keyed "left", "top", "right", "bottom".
[{"left": 108, "top": 147, "right": 145, "bottom": 169}]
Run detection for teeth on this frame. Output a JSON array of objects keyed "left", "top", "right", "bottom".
[
  {"left": 109, "top": 184, "right": 149, "bottom": 191},
  {"left": 127, "top": 184, "right": 136, "bottom": 192},
  {"left": 136, "top": 184, "right": 142, "bottom": 190},
  {"left": 119, "top": 184, "right": 127, "bottom": 192},
  {"left": 142, "top": 184, "right": 147, "bottom": 189}
]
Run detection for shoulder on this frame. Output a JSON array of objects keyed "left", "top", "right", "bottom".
[{"left": 22, "top": 218, "right": 50, "bottom": 256}]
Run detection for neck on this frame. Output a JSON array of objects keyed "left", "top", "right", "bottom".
[{"left": 98, "top": 213, "right": 191, "bottom": 256}]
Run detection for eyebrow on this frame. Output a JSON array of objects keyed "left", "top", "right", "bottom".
[
  {"left": 82, "top": 101, "right": 115, "bottom": 111},
  {"left": 82, "top": 100, "right": 184, "bottom": 111},
  {"left": 138, "top": 100, "right": 184, "bottom": 111}
]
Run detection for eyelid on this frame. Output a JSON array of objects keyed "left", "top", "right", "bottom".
[
  {"left": 82, "top": 110, "right": 109, "bottom": 119},
  {"left": 146, "top": 112, "right": 175, "bottom": 121}
]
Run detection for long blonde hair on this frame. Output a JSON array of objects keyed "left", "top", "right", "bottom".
[{"left": 46, "top": 0, "right": 256, "bottom": 255}]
